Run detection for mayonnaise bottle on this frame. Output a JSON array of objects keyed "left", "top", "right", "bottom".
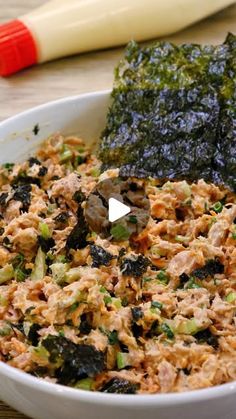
[{"left": 0, "top": 0, "right": 234, "bottom": 76}]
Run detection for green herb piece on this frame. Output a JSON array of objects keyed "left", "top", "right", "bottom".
[
  {"left": 0, "top": 264, "right": 14, "bottom": 284},
  {"left": 90, "top": 168, "right": 100, "bottom": 177},
  {"left": 121, "top": 296, "right": 128, "bottom": 307},
  {"left": 99, "top": 286, "right": 107, "bottom": 293},
  {"left": 56, "top": 255, "right": 68, "bottom": 263},
  {"left": 161, "top": 323, "right": 174, "bottom": 339},
  {"left": 104, "top": 295, "right": 112, "bottom": 305},
  {"left": 117, "top": 352, "right": 129, "bottom": 369},
  {"left": 151, "top": 301, "right": 163, "bottom": 310},
  {"left": 60, "top": 145, "right": 73, "bottom": 163},
  {"left": 175, "top": 318, "right": 198, "bottom": 335},
  {"left": 75, "top": 377, "right": 93, "bottom": 391},
  {"left": 39, "top": 222, "right": 51, "bottom": 239},
  {"left": 31, "top": 248, "right": 46, "bottom": 281},
  {"left": 112, "top": 298, "right": 122, "bottom": 309},
  {"left": 175, "top": 235, "right": 190, "bottom": 243},
  {"left": 156, "top": 270, "right": 169, "bottom": 284},
  {"left": 2, "top": 163, "right": 14, "bottom": 170},
  {"left": 110, "top": 224, "right": 130, "bottom": 241},
  {"left": 143, "top": 277, "right": 152, "bottom": 283},
  {"left": 69, "top": 302, "right": 79, "bottom": 313},
  {"left": 47, "top": 203, "right": 57, "bottom": 214},
  {"left": 108, "top": 330, "right": 119, "bottom": 345},
  {"left": 128, "top": 215, "right": 137, "bottom": 224},
  {"left": 75, "top": 155, "right": 86, "bottom": 166},
  {"left": 0, "top": 324, "right": 12, "bottom": 336},
  {"left": 212, "top": 201, "right": 223, "bottom": 213},
  {"left": 232, "top": 231, "right": 236, "bottom": 240},
  {"left": 185, "top": 277, "right": 201, "bottom": 289},
  {"left": 225, "top": 292, "right": 236, "bottom": 303},
  {"left": 15, "top": 268, "right": 28, "bottom": 282},
  {"left": 51, "top": 263, "right": 69, "bottom": 284}
]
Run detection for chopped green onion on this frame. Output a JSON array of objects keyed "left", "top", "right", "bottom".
[
  {"left": 31, "top": 248, "right": 46, "bottom": 281},
  {"left": 51, "top": 263, "right": 69, "bottom": 284},
  {"left": 161, "top": 323, "right": 174, "bottom": 339},
  {"left": 39, "top": 222, "right": 51, "bottom": 239},
  {"left": 2, "top": 163, "right": 14, "bottom": 170},
  {"left": 0, "top": 324, "right": 12, "bottom": 336},
  {"left": 156, "top": 270, "right": 169, "bottom": 284},
  {"left": 175, "top": 318, "right": 198, "bottom": 335},
  {"left": 99, "top": 286, "right": 107, "bottom": 293},
  {"left": 128, "top": 215, "right": 137, "bottom": 224},
  {"left": 112, "top": 297, "right": 122, "bottom": 309},
  {"left": 175, "top": 235, "right": 190, "bottom": 243},
  {"left": 117, "top": 352, "right": 129, "bottom": 369},
  {"left": 108, "top": 330, "right": 119, "bottom": 345},
  {"left": 15, "top": 268, "right": 28, "bottom": 282},
  {"left": 90, "top": 168, "right": 100, "bottom": 177},
  {"left": 75, "top": 155, "right": 86, "bottom": 165},
  {"left": 143, "top": 277, "right": 152, "bottom": 283},
  {"left": 121, "top": 296, "right": 128, "bottom": 307},
  {"left": 151, "top": 301, "right": 163, "bottom": 310},
  {"left": 185, "top": 277, "right": 201, "bottom": 289},
  {"left": 47, "top": 204, "right": 57, "bottom": 214},
  {"left": 0, "top": 264, "right": 14, "bottom": 284},
  {"left": 225, "top": 292, "right": 236, "bottom": 303},
  {"left": 232, "top": 231, "right": 236, "bottom": 240},
  {"left": 33, "top": 345, "right": 49, "bottom": 361},
  {"left": 60, "top": 145, "right": 73, "bottom": 162},
  {"left": 56, "top": 255, "right": 68, "bottom": 263},
  {"left": 110, "top": 224, "right": 130, "bottom": 241},
  {"left": 75, "top": 377, "right": 93, "bottom": 391},
  {"left": 69, "top": 302, "right": 79, "bottom": 313},
  {"left": 212, "top": 201, "right": 223, "bottom": 213},
  {"left": 104, "top": 295, "right": 112, "bottom": 305},
  {"left": 0, "top": 295, "right": 7, "bottom": 306}
]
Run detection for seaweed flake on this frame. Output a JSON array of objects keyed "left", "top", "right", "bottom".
[
  {"left": 90, "top": 244, "right": 113, "bottom": 268},
  {"left": 120, "top": 254, "right": 149, "bottom": 277},
  {"left": 192, "top": 259, "right": 224, "bottom": 279},
  {"left": 101, "top": 377, "right": 139, "bottom": 394}
]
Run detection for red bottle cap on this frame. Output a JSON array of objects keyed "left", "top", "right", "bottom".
[{"left": 0, "top": 20, "right": 38, "bottom": 77}]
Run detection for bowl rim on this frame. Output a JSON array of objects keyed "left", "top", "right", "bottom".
[{"left": 0, "top": 91, "right": 236, "bottom": 406}]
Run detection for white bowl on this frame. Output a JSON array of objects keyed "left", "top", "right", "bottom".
[{"left": 0, "top": 92, "right": 235, "bottom": 419}]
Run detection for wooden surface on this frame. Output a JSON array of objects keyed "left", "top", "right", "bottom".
[{"left": 0, "top": 1, "right": 236, "bottom": 418}]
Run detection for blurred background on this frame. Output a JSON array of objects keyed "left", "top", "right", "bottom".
[{"left": 1, "top": 0, "right": 236, "bottom": 122}]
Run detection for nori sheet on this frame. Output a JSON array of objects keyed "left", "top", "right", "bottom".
[
  {"left": 99, "top": 36, "right": 236, "bottom": 190},
  {"left": 214, "top": 33, "right": 236, "bottom": 191}
]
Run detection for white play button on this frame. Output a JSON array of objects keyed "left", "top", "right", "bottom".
[{"left": 108, "top": 197, "right": 131, "bottom": 223}]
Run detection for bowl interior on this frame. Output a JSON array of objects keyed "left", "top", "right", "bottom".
[{"left": 0, "top": 90, "right": 110, "bottom": 164}]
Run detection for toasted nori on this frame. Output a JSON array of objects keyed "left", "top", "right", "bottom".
[
  {"left": 194, "top": 328, "right": 219, "bottom": 349},
  {"left": 0, "top": 193, "right": 8, "bottom": 206},
  {"left": 214, "top": 33, "right": 236, "bottom": 191},
  {"left": 191, "top": 259, "right": 224, "bottom": 279},
  {"left": 131, "top": 306, "right": 143, "bottom": 321},
  {"left": 38, "top": 236, "right": 55, "bottom": 253},
  {"left": 99, "top": 37, "right": 236, "bottom": 190},
  {"left": 66, "top": 206, "right": 89, "bottom": 250},
  {"left": 28, "top": 323, "right": 41, "bottom": 346},
  {"left": 42, "top": 335, "right": 105, "bottom": 385},
  {"left": 101, "top": 377, "right": 139, "bottom": 394},
  {"left": 12, "top": 184, "right": 32, "bottom": 211},
  {"left": 90, "top": 244, "right": 113, "bottom": 268},
  {"left": 120, "top": 254, "right": 149, "bottom": 277}
]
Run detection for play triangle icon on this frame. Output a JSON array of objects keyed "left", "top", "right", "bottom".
[{"left": 108, "top": 197, "right": 131, "bottom": 223}]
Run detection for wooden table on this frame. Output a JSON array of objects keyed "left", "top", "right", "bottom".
[{"left": 0, "top": 1, "right": 236, "bottom": 417}]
